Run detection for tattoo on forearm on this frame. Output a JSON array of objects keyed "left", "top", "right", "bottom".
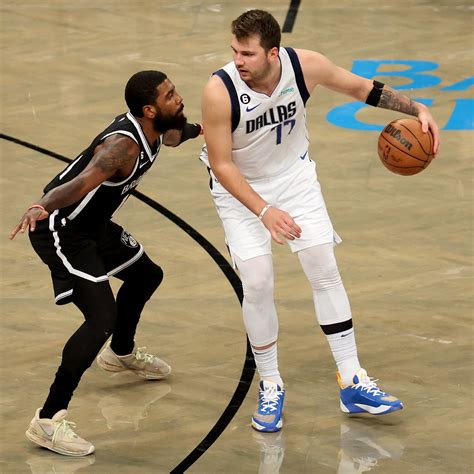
[{"left": 378, "top": 89, "right": 419, "bottom": 116}]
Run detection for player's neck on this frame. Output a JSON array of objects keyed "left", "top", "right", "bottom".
[
  {"left": 246, "top": 62, "right": 281, "bottom": 96},
  {"left": 136, "top": 117, "right": 161, "bottom": 144}
]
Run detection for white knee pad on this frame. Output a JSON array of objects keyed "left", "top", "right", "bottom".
[
  {"left": 298, "top": 244, "right": 352, "bottom": 326},
  {"left": 234, "top": 254, "right": 279, "bottom": 347}
]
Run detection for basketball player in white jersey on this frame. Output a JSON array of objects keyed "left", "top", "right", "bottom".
[{"left": 201, "top": 10, "right": 439, "bottom": 433}]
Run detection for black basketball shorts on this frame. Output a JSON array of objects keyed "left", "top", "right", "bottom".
[{"left": 29, "top": 219, "right": 143, "bottom": 305}]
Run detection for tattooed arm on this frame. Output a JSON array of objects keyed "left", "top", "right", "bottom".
[
  {"left": 295, "top": 49, "right": 440, "bottom": 154},
  {"left": 10, "top": 135, "right": 139, "bottom": 238},
  {"left": 377, "top": 85, "right": 440, "bottom": 153},
  {"left": 40, "top": 135, "right": 139, "bottom": 211},
  {"left": 378, "top": 86, "right": 420, "bottom": 115}
]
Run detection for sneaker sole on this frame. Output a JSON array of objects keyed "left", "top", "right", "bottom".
[
  {"left": 251, "top": 418, "right": 283, "bottom": 432},
  {"left": 340, "top": 399, "right": 403, "bottom": 415},
  {"left": 25, "top": 429, "right": 95, "bottom": 457}
]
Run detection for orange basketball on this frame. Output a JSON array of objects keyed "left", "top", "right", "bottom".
[{"left": 378, "top": 118, "right": 434, "bottom": 175}]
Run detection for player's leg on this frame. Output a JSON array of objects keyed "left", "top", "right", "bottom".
[
  {"left": 297, "top": 243, "right": 403, "bottom": 415},
  {"left": 96, "top": 224, "right": 170, "bottom": 379},
  {"left": 209, "top": 170, "right": 284, "bottom": 431},
  {"left": 111, "top": 252, "right": 164, "bottom": 354},
  {"left": 297, "top": 243, "right": 359, "bottom": 381},
  {"left": 26, "top": 278, "right": 116, "bottom": 456},
  {"left": 234, "top": 253, "right": 285, "bottom": 433}
]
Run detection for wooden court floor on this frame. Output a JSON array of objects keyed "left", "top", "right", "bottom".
[{"left": 1, "top": 1, "right": 472, "bottom": 472}]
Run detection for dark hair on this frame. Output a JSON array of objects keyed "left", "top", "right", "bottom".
[
  {"left": 125, "top": 70, "right": 167, "bottom": 117},
  {"left": 231, "top": 9, "right": 281, "bottom": 51}
]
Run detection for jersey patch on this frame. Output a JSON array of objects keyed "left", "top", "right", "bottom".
[{"left": 121, "top": 230, "right": 138, "bottom": 248}]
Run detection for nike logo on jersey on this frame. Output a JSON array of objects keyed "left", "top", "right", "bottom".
[
  {"left": 246, "top": 103, "right": 261, "bottom": 112},
  {"left": 139, "top": 161, "right": 148, "bottom": 169},
  {"left": 300, "top": 151, "right": 308, "bottom": 160}
]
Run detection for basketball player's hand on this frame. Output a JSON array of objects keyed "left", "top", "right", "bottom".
[
  {"left": 417, "top": 105, "right": 440, "bottom": 155},
  {"left": 261, "top": 207, "right": 302, "bottom": 244},
  {"left": 10, "top": 206, "right": 49, "bottom": 240}
]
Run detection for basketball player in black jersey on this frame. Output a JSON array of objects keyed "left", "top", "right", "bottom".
[{"left": 10, "top": 70, "right": 202, "bottom": 456}]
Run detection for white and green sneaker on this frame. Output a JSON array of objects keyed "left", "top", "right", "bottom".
[
  {"left": 25, "top": 408, "right": 94, "bottom": 457},
  {"left": 97, "top": 342, "right": 171, "bottom": 380}
]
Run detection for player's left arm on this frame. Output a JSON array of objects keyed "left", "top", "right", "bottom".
[
  {"left": 163, "top": 122, "right": 203, "bottom": 147},
  {"left": 295, "top": 49, "right": 440, "bottom": 154}
]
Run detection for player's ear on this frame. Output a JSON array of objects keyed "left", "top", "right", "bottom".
[
  {"left": 142, "top": 105, "right": 156, "bottom": 119},
  {"left": 268, "top": 46, "right": 279, "bottom": 61}
]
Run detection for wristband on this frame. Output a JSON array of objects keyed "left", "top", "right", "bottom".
[
  {"left": 365, "top": 80, "right": 385, "bottom": 107},
  {"left": 258, "top": 203, "right": 271, "bottom": 220},
  {"left": 28, "top": 204, "right": 47, "bottom": 213},
  {"left": 178, "top": 122, "right": 202, "bottom": 144}
]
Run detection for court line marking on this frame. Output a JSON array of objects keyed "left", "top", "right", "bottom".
[{"left": 282, "top": 0, "right": 301, "bottom": 33}]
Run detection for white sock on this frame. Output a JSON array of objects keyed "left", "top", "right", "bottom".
[
  {"left": 326, "top": 328, "right": 360, "bottom": 386},
  {"left": 252, "top": 344, "right": 284, "bottom": 387}
]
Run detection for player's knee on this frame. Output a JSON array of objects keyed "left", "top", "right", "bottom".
[
  {"left": 139, "top": 261, "right": 163, "bottom": 298},
  {"left": 149, "top": 262, "right": 164, "bottom": 288},
  {"left": 309, "top": 262, "right": 342, "bottom": 291},
  {"left": 121, "top": 253, "right": 164, "bottom": 292},
  {"left": 242, "top": 271, "right": 274, "bottom": 302}
]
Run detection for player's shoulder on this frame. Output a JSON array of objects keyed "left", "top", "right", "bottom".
[
  {"left": 101, "top": 132, "right": 140, "bottom": 156},
  {"left": 203, "top": 73, "right": 230, "bottom": 100},
  {"left": 292, "top": 48, "right": 329, "bottom": 65}
]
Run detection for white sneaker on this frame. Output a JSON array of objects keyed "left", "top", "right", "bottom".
[
  {"left": 25, "top": 409, "right": 95, "bottom": 457},
  {"left": 97, "top": 342, "right": 171, "bottom": 380}
]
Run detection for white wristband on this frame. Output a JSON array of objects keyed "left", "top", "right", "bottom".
[{"left": 258, "top": 203, "right": 271, "bottom": 220}]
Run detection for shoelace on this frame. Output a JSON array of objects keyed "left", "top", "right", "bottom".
[
  {"left": 354, "top": 376, "right": 385, "bottom": 396},
  {"left": 259, "top": 387, "right": 283, "bottom": 413},
  {"left": 52, "top": 419, "right": 77, "bottom": 445},
  {"left": 135, "top": 347, "right": 154, "bottom": 364}
]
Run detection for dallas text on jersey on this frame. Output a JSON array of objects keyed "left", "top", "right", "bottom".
[{"left": 246, "top": 101, "right": 297, "bottom": 134}]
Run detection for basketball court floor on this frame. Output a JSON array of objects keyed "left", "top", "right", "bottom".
[{"left": 0, "top": 1, "right": 472, "bottom": 472}]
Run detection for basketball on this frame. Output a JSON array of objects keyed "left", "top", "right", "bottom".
[{"left": 378, "top": 118, "right": 434, "bottom": 175}]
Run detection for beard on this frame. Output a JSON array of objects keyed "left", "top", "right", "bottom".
[
  {"left": 152, "top": 109, "right": 187, "bottom": 133},
  {"left": 238, "top": 60, "right": 272, "bottom": 83}
]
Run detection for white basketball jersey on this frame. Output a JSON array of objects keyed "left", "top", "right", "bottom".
[{"left": 201, "top": 47, "right": 311, "bottom": 181}]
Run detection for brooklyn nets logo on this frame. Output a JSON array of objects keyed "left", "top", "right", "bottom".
[{"left": 121, "top": 230, "right": 138, "bottom": 248}]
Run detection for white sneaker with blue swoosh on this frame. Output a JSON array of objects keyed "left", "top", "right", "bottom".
[{"left": 338, "top": 369, "right": 403, "bottom": 415}]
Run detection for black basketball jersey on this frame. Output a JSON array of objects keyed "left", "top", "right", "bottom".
[{"left": 43, "top": 112, "right": 161, "bottom": 231}]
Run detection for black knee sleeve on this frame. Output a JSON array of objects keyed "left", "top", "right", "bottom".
[{"left": 117, "top": 253, "right": 163, "bottom": 293}]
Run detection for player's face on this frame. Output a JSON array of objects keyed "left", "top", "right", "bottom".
[
  {"left": 231, "top": 34, "right": 275, "bottom": 83},
  {"left": 152, "top": 79, "right": 187, "bottom": 132}
]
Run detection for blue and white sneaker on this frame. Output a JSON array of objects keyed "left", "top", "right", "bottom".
[
  {"left": 251, "top": 381, "right": 285, "bottom": 432},
  {"left": 338, "top": 369, "right": 403, "bottom": 415}
]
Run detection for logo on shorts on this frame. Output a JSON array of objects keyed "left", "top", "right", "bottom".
[{"left": 121, "top": 230, "right": 138, "bottom": 248}]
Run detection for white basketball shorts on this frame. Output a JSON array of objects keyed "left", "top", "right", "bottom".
[{"left": 209, "top": 155, "right": 341, "bottom": 262}]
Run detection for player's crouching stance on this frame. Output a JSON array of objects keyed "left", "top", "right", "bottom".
[{"left": 11, "top": 71, "right": 202, "bottom": 456}]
